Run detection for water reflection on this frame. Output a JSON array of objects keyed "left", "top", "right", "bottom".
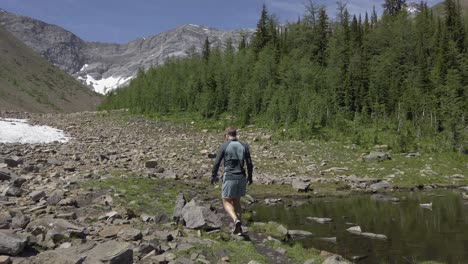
[{"left": 252, "top": 191, "right": 468, "bottom": 263}]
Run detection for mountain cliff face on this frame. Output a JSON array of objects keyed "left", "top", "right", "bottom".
[
  {"left": 0, "top": 24, "right": 101, "bottom": 113},
  {"left": 0, "top": 9, "right": 253, "bottom": 94}
]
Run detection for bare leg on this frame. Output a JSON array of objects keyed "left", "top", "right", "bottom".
[
  {"left": 223, "top": 198, "right": 238, "bottom": 222},
  {"left": 233, "top": 197, "right": 242, "bottom": 222}
]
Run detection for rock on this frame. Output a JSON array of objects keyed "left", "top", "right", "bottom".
[
  {"left": 361, "top": 232, "right": 387, "bottom": 240},
  {"left": 307, "top": 217, "right": 332, "bottom": 224},
  {"left": 63, "top": 162, "right": 75, "bottom": 172},
  {"left": 276, "top": 224, "right": 289, "bottom": 236},
  {"left": 173, "top": 194, "right": 186, "bottom": 223},
  {"left": 47, "top": 190, "right": 65, "bottom": 205},
  {"left": 26, "top": 218, "right": 84, "bottom": 239},
  {"left": 0, "top": 231, "right": 26, "bottom": 256},
  {"left": 99, "top": 225, "right": 125, "bottom": 238},
  {"left": 30, "top": 190, "right": 46, "bottom": 202},
  {"left": 276, "top": 247, "right": 287, "bottom": 255},
  {"left": 0, "top": 157, "right": 21, "bottom": 168},
  {"left": 319, "top": 237, "right": 337, "bottom": 243},
  {"left": 118, "top": 227, "right": 142, "bottom": 241},
  {"left": 86, "top": 241, "right": 133, "bottom": 264},
  {"left": 370, "top": 194, "right": 399, "bottom": 202},
  {"left": 56, "top": 212, "right": 77, "bottom": 220},
  {"left": 288, "top": 230, "right": 313, "bottom": 239},
  {"left": 141, "top": 214, "right": 155, "bottom": 223},
  {"left": 462, "top": 193, "right": 468, "bottom": 200},
  {"left": 47, "top": 159, "right": 64, "bottom": 166},
  {"left": 11, "top": 212, "right": 30, "bottom": 229},
  {"left": 248, "top": 261, "right": 262, "bottom": 264},
  {"left": 181, "top": 199, "right": 222, "bottom": 230},
  {"left": 292, "top": 179, "right": 310, "bottom": 192},
  {"left": 0, "top": 169, "right": 15, "bottom": 181},
  {"left": 32, "top": 241, "right": 96, "bottom": 264},
  {"left": 369, "top": 181, "right": 391, "bottom": 191},
  {"left": 2, "top": 187, "right": 21, "bottom": 197},
  {"left": 322, "top": 254, "right": 351, "bottom": 264},
  {"left": 0, "top": 256, "right": 11, "bottom": 264},
  {"left": 363, "top": 151, "right": 391, "bottom": 162},
  {"left": 145, "top": 160, "right": 158, "bottom": 168},
  {"left": 346, "top": 226, "right": 362, "bottom": 235}
]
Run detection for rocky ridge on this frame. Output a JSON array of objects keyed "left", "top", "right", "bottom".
[{"left": 0, "top": 9, "right": 254, "bottom": 94}]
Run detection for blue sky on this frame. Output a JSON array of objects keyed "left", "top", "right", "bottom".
[{"left": 1, "top": 0, "right": 441, "bottom": 43}]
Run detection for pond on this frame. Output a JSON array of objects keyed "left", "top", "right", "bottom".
[{"left": 252, "top": 190, "right": 468, "bottom": 264}]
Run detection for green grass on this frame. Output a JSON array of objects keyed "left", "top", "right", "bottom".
[
  {"left": 210, "top": 240, "right": 268, "bottom": 264},
  {"left": 80, "top": 173, "right": 193, "bottom": 215}
]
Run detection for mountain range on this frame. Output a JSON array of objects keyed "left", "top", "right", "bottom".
[
  {"left": 0, "top": 25, "right": 101, "bottom": 113},
  {"left": 0, "top": 9, "right": 253, "bottom": 94}
]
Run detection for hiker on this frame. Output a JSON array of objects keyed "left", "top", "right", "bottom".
[{"left": 211, "top": 127, "right": 253, "bottom": 235}]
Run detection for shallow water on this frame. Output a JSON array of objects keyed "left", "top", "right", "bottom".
[{"left": 252, "top": 191, "right": 468, "bottom": 264}]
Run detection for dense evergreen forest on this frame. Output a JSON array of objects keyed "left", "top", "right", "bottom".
[{"left": 100, "top": 0, "right": 467, "bottom": 153}]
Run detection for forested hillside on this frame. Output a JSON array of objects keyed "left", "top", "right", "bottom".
[{"left": 100, "top": 0, "right": 467, "bottom": 153}]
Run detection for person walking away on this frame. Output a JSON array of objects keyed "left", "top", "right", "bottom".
[{"left": 211, "top": 127, "right": 253, "bottom": 235}]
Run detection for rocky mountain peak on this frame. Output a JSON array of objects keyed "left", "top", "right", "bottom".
[{"left": 0, "top": 9, "right": 254, "bottom": 94}]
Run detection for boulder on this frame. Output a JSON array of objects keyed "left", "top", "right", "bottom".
[
  {"left": 307, "top": 217, "right": 333, "bottom": 224},
  {"left": 26, "top": 218, "right": 84, "bottom": 239},
  {"left": 2, "top": 187, "right": 22, "bottom": 197},
  {"left": 32, "top": 241, "right": 96, "bottom": 264},
  {"left": 30, "top": 191, "right": 46, "bottom": 202},
  {"left": 0, "top": 169, "right": 15, "bottom": 182},
  {"left": 145, "top": 160, "right": 158, "bottom": 169},
  {"left": 47, "top": 190, "right": 65, "bottom": 205},
  {"left": 86, "top": 241, "right": 133, "bottom": 264},
  {"left": 369, "top": 181, "right": 391, "bottom": 191},
  {"left": 288, "top": 230, "right": 313, "bottom": 239},
  {"left": 0, "top": 256, "right": 11, "bottom": 264},
  {"left": 322, "top": 254, "right": 351, "bottom": 264},
  {"left": 181, "top": 200, "right": 222, "bottom": 230},
  {"left": 363, "top": 151, "right": 391, "bottom": 162},
  {"left": 173, "top": 194, "right": 186, "bottom": 223},
  {"left": 291, "top": 179, "right": 310, "bottom": 192},
  {"left": 117, "top": 227, "right": 142, "bottom": 241},
  {"left": 0, "top": 157, "right": 21, "bottom": 168},
  {"left": 0, "top": 231, "right": 26, "bottom": 256},
  {"left": 346, "top": 226, "right": 362, "bottom": 235}
]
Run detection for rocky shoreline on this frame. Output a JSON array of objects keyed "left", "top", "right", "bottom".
[{"left": 0, "top": 111, "right": 465, "bottom": 264}]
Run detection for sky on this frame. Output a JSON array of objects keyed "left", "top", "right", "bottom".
[{"left": 1, "top": 0, "right": 441, "bottom": 44}]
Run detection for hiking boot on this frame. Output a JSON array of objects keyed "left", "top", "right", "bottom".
[{"left": 233, "top": 220, "right": 243, "bottom": 235}]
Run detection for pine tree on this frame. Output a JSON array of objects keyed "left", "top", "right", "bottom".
[
  {"left": 252, "top": 4, "right": 271, "bottom": 54},
  {"left": 383, "top": 0, "right": 406, "bottom": 16},
  {"left": 202, "top": 37, "right": 210, "bottom": 61}
]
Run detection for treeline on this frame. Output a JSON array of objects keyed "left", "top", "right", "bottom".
[{"left": 100, "top": 0, "right": 467, "bottom": 153}]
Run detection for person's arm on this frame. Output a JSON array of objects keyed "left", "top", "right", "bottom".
[
  {"left": 244, "top": 144, "right": 253, "bottom": 184},
  {"left": 211, "top": 143, "right": 226, "bottom": 183}
]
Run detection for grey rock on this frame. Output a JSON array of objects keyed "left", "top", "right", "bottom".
[
  {"left": 288, "top": 230, "right": 313, "bottom": 239},
  {"left": 32, "top": 241, "right": 96, "bottom": 264},
  {"left": 47, "top": 159, "right": 64, "bottom": 166},
  {"left": 369, "top": 181, "right": 391, "bottom": 191},
  {"left": 0, "top": 255, "right": 11, "bottom": 264},
  {"left": 47, "top": 190, "right": 65, "bottom": 205},
  {"left": 0, "top": 169, "right": 15, "bottom": 181},
  {"left": 307, "top": 217, "right": 333, "bottom": 224},
  {"left": 181, "top": 199, "right": 222, "bottom": 230},
  {"left": 276, "top": 224, "right": 289, "bottom": 236},
  {"left": 0, "top": 157, "right": 21, "bottom": 168},
  {"left": 117, "top": 227, "right": 142, "bottom": 241},
  {"left": 292, "top": 179, "right": 310, "bottom": 192},
  {"left": 0, "top": 231, "right": 26, "bottom": 256},
  {"left": 363, "top": 151, "right": 391, "bottom": 162},
  {"left": 346, "top": 226, "right": 362, "bottom": 235},
  {"left": 361, "top": 232, "right": 387, "bottom": 240},
  {"left": 2, "top": 187, "right": 21, "bottom": 197},
  {"left": 11, "top": 212, "right": 30, "bottom": 229},
  {"left": 30, "top": 190, "right": 46, "bottom": 202},
  {"left": 173, "top": 194, "right": 186, "bottom": 223},
  {"left": 145, "top": 160, "right": 158, "bottom": 169},
  {"left": 322, "top": 255, "right": 351, "bottom": 264},
  {"left": 26, "top": 218, "right": 84, "bottom": 239},
  {"left": 86, "top": 241, "right": 133, "bottom": 264}
]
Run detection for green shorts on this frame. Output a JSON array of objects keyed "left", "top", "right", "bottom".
[{"left": 222, "top": 176, "right": 247, "bottom": 199}]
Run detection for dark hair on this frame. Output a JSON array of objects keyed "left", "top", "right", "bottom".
[{"left": 225, "top": 127, "right": 237, "bottom": 137}]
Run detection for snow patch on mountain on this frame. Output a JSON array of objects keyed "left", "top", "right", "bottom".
[{"left": 78, "top": 75, "right": 134, "bottom": 94}]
